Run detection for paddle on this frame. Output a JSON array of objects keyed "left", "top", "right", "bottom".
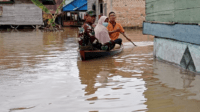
[{"left": 121, "top": 33, "right": 137, "bottom": 46}]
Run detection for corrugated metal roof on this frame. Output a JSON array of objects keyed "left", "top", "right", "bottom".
[
  {"left": 63, "top": 0, "right": 87, "bottom": 11},
  {"left": 65, "top": 0, "right": 73, "bottom": 6}
]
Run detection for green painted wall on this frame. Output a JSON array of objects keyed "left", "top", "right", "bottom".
[{"left": 146, "top": 0, "right": 200, "bottom": 24}]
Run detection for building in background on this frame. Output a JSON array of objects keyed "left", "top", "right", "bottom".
[
  {"left": 87, "top": 0, "right": 105, "bottom": 24},
  {"left": 143, "top": 0, "right": 200, "bottom": 73},
  {"left": 104, "top": 0, "right": 145, "bottom": 27},
  {"left": 88, "top": 0, "right": 145, "bottom": 28},
  {"left": 0, "top": 0, "right": 43, "bottom": 29},
  {"left": 62, "top": 0, "right": 87, "bottom": 27}
]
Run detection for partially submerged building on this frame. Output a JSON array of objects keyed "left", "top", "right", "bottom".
[
  {"left": 143, "top": 0, "right": 200, "bottom": 73},
  {"left": 0, "top": 0, "right": 43, "bottom": 28},
  {"left": 62, "top": 0, "right": 87, "bottom": 26}
]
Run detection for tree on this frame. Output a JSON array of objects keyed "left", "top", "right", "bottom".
[{"left": 31, "top": 0, "right": 66, "bottom": 30}]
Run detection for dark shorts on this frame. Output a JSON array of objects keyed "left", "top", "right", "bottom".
[{"left": 114, "top": 38, "right": 122, "bottom": 45}]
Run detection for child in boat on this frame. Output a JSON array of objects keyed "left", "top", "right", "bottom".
[{"left": 78, "top": 11, "right": 115, "bottom": 51}]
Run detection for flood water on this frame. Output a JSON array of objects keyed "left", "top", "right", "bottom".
[{"left": 0, "top": 27, "right": 200, "bottom": 112}]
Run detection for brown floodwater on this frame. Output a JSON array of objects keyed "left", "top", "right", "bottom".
[{"left": 0, "top": 28, "right": 200, "bottom": 112}]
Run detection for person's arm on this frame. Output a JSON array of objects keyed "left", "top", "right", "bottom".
[
  {"left": 83, "top": 24, "right": 99, "bottom": 44},
  {"left": 119, "top": 23, "right": 130, "bottom": 40},
  {"left": 83, "top": 24, "right": 95, "bottom": 39},
  {"left": 109, "top": 28, "right": 121, "bottom": 35}
]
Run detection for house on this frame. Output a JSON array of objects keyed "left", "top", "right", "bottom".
[
  {"left": 0, "top": 0, "right": 43, "bottom": 28},
  {"left": 62, "top": 0, "right": 87, "bottom": 27},
  {"left": 143, "top": 0, "right": 200, "bottom": 72},
  {"left": 87, "top": 0, "right": 104, "bottom": 23},
  {"left": 88, "top": 0, "right": 145, "bottom": 27}
]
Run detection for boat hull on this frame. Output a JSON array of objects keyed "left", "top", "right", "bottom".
[{"left": 79, "top": 45, "right": 124, "bottom": 61}]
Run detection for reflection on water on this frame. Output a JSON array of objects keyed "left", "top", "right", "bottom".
[
  {"left": 0, "top": 27, "right": 200, "bottom": 112},
  {"left": 181, "top": 72, "right": 195, "bottom": 88},
  {"left": 145, "top": 61, "right": 200, "bottom": 112},
  {"left": 77, "top": 45, "right": 150, "bottom": 111}
]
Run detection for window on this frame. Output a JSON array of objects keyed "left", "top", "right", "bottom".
[{"left": 100, "top": 3, "right": 103, "bottom": 14}]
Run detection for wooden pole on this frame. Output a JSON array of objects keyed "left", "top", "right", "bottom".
[{"left": 121, "top": 33, "right": 137, "bottom": 46}]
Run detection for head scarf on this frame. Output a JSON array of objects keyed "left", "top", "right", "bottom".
[{"left": 94, "top": 16, "right": 111, "bottom": 44}]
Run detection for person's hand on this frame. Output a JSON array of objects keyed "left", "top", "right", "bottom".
[{"left": 92, "top": 24, "right": 96, "bottom": 28}]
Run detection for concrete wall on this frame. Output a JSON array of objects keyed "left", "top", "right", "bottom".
[
  {"left": 154, "top": 38, "right": 200, "bottom": 73},
  {"left": 104, "top": 0, "right": 145, "bottom": 27},
  {"left": 143, "top": 22, "right": 200, "bottom": 72},
  {"left": 144, "top": 0, "right": 200, "bottom": 73},
  {"left": 143, "top": 18, "right": 200, "bottom": 73},
  {"left": 87, "top": 0, "right": 95, "bottom": 11},
  {"left": 87, "top": 0, "right": 102, "bottom": 24},
  {"left": 0, "top": 0, "right": 43, "bottom": 25}
]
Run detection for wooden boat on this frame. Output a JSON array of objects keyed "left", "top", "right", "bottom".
[{"left": 79, "top": 45, "right": 124, "bottom": 61}]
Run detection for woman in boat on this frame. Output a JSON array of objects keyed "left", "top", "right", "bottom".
[
  {"left": 95, "top": 16, "right": 111, "bottom": 44},
  {"left": 94, "top": 16, "right": 115, "bottom": 50}
]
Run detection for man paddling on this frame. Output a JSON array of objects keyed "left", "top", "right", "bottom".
[{"left": 107, "top": 12, "right": 134, "bottom": 46}]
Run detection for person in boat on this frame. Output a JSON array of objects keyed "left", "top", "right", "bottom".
[
  {"left": 94, "top": 16, "right": 115, "bottom": 50},
  {"left": 78, "top": 10, "right": 115, "bottom": 51},
  {"left": 107, "top": 12, "right": 127, "bottom": 45}
]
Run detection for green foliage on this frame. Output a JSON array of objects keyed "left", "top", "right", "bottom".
[
  {"left": 31, "top": 0, "right": 65, "bottom": 29},
  {"left": 31, "top": 0, "right": 51, "bottom": 14},
  {"left": 48, "top": 19, "right": 55, "bottom": 26},
  {"left": 55, "top": 0, "right": 66, "bottom": 15}
]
